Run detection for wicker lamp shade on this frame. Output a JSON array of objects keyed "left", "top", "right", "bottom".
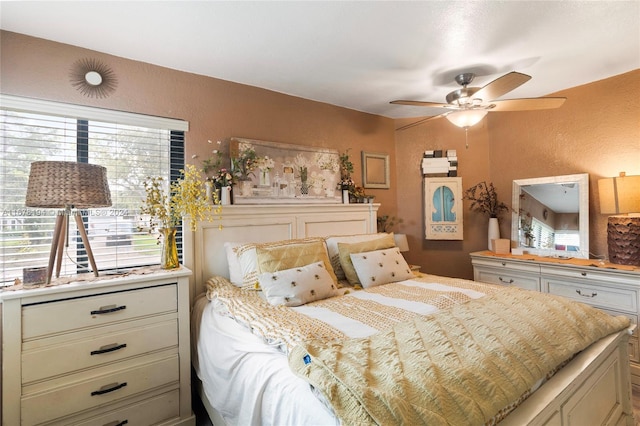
[
  {"left": 25, "top": 161, "right": 111, "bottom": 283},
  {"left": 26, "top": 161, "right": 111, "bottom": 208}
]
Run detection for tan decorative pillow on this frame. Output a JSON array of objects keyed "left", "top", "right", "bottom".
[
  {"left": 235, "top": 237, "right": 324, "bottom": 288},
  {"left": 337, "top": 233, "right": 396, "bottom": 284},
  {"left": 325, "top": 233, "right": 390, "bottom": 279},
  {"left": 256, "top": 239, "right": 338, "bottom": 284}
]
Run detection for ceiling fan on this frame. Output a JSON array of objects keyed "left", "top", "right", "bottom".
[{"left": 391, "top": 71, "right": 566, "bottom": 131}]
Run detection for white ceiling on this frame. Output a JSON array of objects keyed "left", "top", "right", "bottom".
[{"left": 1, "top": 1, "right": 639, "bottom": 119}]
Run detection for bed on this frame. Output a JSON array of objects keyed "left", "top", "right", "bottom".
[{"left": 183, "top": 204, "right": 635, "bottom": 426}]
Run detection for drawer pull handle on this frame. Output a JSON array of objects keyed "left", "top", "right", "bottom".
[
  {"left": 498, "top": 277, "right": 514, "bottom": 284},
  {"left": 91, "top": 343, "right": 127, "bottom": 356},
  {"left": 501, "top": 262, "right": 506, "bottom": 266},
  {"left": 581, "top": 272, "right": 587, "bottom": 277},
  {"left": 103, "top": 421, "right": 129, "bottom": 426},
  {"left": 91, "top": 305, "right": 127, "bottom": 315},
  {"left": 576, "top": 289, "right": 597, "bottom": 298},
  {"left": 91, "top": 382, "right": 127, "bottom": 396}
]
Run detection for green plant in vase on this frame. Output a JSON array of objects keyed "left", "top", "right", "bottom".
[
  {"left": 232, "top": 142, "right": 257, "bottom": 196},
  {"left": 463, "top": 181, "right": 509, "bottom": 218}
]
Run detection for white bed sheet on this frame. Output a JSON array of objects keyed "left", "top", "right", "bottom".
[{"left": 194, "top": 294, "right": 339, "bottom": 426}]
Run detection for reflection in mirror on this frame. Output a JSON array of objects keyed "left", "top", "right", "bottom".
[{"left": 511, "top": 174, "right": 589, "bottom": 258}]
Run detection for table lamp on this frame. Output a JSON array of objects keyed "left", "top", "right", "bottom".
[
  {"left": 598, "top": 172, "right": 640, "bottom": 266},
  {"left": 394, "top": 233, "right": 410, "bottom": 253},
  {"left": 26, "top": 161, "right": 112, "bottom": 283}
]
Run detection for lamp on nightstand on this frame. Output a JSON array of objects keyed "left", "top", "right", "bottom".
[
  {"left": 394, "top": 233, "right": 420, "bottom": 272},
  {"left": 26, "top": 161, "right": 112, "bottom": 284},
  {"left": 394, "top": 233, "right": 410, "bottom": 253},
  {"left": 598, "top": 172, "right": 640, "bottom": 266}
]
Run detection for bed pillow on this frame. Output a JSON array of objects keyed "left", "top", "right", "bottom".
[
  {"left": 224, "top": 242, "right": 243, "bottom": 286},
  {"left": 256, "top": 239, "right": 338, "bottom": 285},
  {"left": 350, "top": 247, "right": 414, "bottom": 288},
  {"left": 236, "top": 237, "right": 332, "bottom": 288},
  {"left": 325, "top": 233, "right": 390, "bottom": 279},
  {"left": 236, "top": 245, "right": 260, "bottom": 288},
  {"left": 337, "top": 234, "right": 396, "bottom": 285},
  {"left": 258, "top": 261, "right": 338, "bottom": 306}
]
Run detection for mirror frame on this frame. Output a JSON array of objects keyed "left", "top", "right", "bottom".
[{"left": 511, "top": 173, "right": 589, "bottom": 258}]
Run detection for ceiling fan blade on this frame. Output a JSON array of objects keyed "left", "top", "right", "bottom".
[
  {"left": 489, "top": 97, "right": 566, "bottom": 112},
  {"left": 473, "top": 71, "right": 531, "bottom": 102},
  {"left": 390, "top": 100, "right": 456, "bottom": 109},
  {"left": 395, "top": 113, "right": 447, "bottom": 131}
]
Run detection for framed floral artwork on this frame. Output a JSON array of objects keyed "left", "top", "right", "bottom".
[
  {"left": 230, "top": 137, "right": 341, "bottom": 204},
  {"left": 424, "top": 177, "right": 463, "bottom": 240}
]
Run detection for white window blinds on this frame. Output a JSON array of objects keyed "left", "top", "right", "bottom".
[
  {"left": 0, "top": 95, "right": 187, "bottom": 285},
  {"left": 531, "top": 218, "right": 555, "bottom": 250}
]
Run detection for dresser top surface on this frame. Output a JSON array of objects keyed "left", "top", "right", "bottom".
[
  {"left": 0, "top": 265, "right": 192, "bottom": 302},
  {"left": 471, "top": 250, "right": 640, "bottom": 275}
]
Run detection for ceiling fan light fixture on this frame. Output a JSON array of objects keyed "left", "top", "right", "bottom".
[{"left": 446, "top": 109, "right": 488, "bottom": 128}]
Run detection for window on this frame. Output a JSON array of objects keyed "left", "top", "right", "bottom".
[
  {"left": 531, "top": 218, "right": 555, "bottom": 250},
  {"left": 0, "top": 95, "right": 187, "bottom": 286},
  {"left": 554, "top": 231, "right": 581, "bottom": 252}
]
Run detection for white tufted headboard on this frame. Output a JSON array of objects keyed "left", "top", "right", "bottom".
[{"left": 183, "top": 203, "right": 379, "bottom": 302}]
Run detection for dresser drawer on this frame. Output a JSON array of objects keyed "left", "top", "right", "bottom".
[
  {"left": 60, "top": 390, "right": 180, "bottom": 426},
  {"left": 474, "top": 267, "right": 540, "bottom": 291},
  {"left": 22, "top": 284, "right": 177, "bottom": 339},
  {"left": 21, "top": 355, "right": 179, "bottom": 425},
  {"left": 541, "top": 265, "right": 640, "bottom": 286},
  {"left": 545, "top": 278, "right": 637, "bottom": 313},
  {"left": 22, "top": 319, "right": 178, "bottom": 383},
  {"left": 472, "top": 257, "right": 540, "bottom": 274}
]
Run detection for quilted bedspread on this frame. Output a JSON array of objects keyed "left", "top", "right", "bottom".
[{"left": 288, "top": 286, "right": 630, "bottom": 425}]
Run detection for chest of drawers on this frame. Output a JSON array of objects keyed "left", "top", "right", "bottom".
[
  {"left": 471, "top": 251, "right": 640, "bottom": 385},
  {"left": 1, "top": 267, "right": 195, "bottom": 425}
]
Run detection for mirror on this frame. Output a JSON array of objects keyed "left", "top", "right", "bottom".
[{"left": 511, "top": 174, "right": 589, "bottom": 258}]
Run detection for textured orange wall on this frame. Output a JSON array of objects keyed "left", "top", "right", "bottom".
[
  {"left": 396, "top": 69, "right": 640, "bottom": 278},
  {"left": 2, "top": 31, "right": 638, "bottom": 280},
  {"left": 394, "top": 113, "right": 492, "bottom": 278},
  {"left": 0, "top": 30, "right": 397, "bottom": 214},
  {"left": 488, "top": 69, "right": 640, "bottom": 264}
]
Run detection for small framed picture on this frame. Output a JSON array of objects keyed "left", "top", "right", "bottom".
[{"left": 361, "top": 151, "right": 390, "bottom": 189}]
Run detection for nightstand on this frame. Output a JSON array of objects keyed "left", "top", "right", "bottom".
[{"left": 1, "top": 266, "right": 195, "bottom": 425}]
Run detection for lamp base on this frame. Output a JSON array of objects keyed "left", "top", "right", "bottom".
[
  {"left": 46, "top": 210, "right": 99, "bottom": 284},
  {"left": 607, "top": 216, "right": 640, "bottom": 266}
]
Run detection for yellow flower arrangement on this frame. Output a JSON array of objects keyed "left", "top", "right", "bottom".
[{"left": 140, "top": 164, "right": 220, "bottom": 232}]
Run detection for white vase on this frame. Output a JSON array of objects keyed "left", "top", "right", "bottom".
[
  {"left": 221, "top": 186, "right": 231, "bottom": 205},
  {"left": 488, "top": 217, "right": 500, "bottom": 250}
]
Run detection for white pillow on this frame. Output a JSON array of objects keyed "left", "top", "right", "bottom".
[
  {"left": 236, "top": 245, "right": 259, "bottom": 288},
  {"left": 350, "top": 247, "right": 413, "bottom": 288},
  {"left": 224, "top": 242, "right": 243, "bottom": 286},
  {"left": 258, "top": 261, "right": 338, "bottom": 306},
  {"left": 324, "top": 233, "right": 390, "bottom": 279}
]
